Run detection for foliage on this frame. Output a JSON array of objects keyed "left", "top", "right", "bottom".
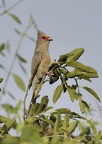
[{"left": 0, "top": 1, "right": 102, "bottom": 144}]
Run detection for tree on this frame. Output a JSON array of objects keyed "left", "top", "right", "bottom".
[{"left": 0, "top": 1, "right": 101, "bottom": 144}]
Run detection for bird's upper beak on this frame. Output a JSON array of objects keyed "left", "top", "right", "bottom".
[
  {"left": 49, "top": 38, "right": 53, "bottom": 41},
  {"left": 48, "top": 36, "right": 53, "bottom": 41}
]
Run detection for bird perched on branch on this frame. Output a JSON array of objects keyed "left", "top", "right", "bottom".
[{"left": 28, "top": 30, "right": 53, "bottom": 100}]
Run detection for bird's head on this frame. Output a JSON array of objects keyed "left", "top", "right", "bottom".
[{"left": 38, "top": 31, "right": 53, "bottom": 43}]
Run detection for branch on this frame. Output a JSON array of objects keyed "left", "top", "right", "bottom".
[
  {"left": 24, "top": 62, "right": 57, "bottom": 119},
  {"left": 0, "top": 21, "right": 34, "bottom": 101}
]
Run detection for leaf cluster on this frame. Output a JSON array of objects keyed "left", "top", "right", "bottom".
[
  {"left": 1, "top": 47, "right": 101, "bottom": 143},
  {"left": 0, "top": 101, "right": 101, "bottom": 144},
  {"left": 49, "top": 48, "right": 100, "bottom": 114}
]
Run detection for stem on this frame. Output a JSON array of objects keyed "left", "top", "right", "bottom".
[
  {"left": 0, "top": 0, "right": 24, "bottom": 16},
  {"left": 74, "top": 78, "right": 80, "bottom": 94},
  {"left": 0, "top": 23, "right": 32, "bottom": 101}
]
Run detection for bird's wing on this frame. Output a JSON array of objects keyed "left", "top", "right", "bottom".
[{"left": 28, "top": 51, "right": 42, "bottom": 89}]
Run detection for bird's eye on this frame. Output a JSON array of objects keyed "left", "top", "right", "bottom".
[{"left": 42, "top": 36, "right": 46, "bottom": 39}]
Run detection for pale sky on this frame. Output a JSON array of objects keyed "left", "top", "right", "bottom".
[{"left": 0, "top": 0, "right": 102, "bottom": 124}]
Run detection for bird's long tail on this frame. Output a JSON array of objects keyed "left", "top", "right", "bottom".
[{"left": 26, "top": 75, "right": 46, "bottom": 118}]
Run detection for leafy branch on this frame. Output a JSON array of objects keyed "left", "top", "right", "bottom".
[
  {"left": 0, "top": 17, "right": 38, "bottom": 101},
  {"left": 49, "top": 48, "right": 100, "bottom": 113},
  {"left": 0, "top": 47, "right": 101, "bottom": 143}
]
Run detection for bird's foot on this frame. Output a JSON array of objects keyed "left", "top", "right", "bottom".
[
  {"left": 46, "top": 71, "right": 54, "bottom": 77},
  {"left": 42, "top": 71, "right": 53, "bottom": 77}
]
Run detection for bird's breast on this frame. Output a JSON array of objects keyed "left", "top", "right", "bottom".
[{"left": 36, "top": 53, "right": 51, "bottom": 79}]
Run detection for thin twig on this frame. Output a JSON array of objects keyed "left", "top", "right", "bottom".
[
  {"left": 74, "top": 78, "right": 80, "bottom": 94},
  {"left": 23, "top": 87, "right": 29, "bottom": 120},
  {"left": 0, "top": 0, "right": 24, "bottom": 16},
  {"left": 0, "top": 21, "right": 34, "bottom": 101},
  {"left": 0, "top": 35, "right": 23, "bottom": 101}
]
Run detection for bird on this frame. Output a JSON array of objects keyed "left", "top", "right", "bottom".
[{"left": 28, "top": 30, "right": 53, "bottom": 104}]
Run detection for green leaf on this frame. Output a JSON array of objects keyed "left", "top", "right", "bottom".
[
  {"left": 82, "top": 100, "right": 90, "bottom": 113},
  {"left": 31, "top": 103, "right": 39, "bottom": 115},
  {"left": 2, "top": 104, "right": 14, "bottom": 113},
  {"left": 67, "top": 67, "right": 98, "bottom": 81},
  {"left": 41, "top": 116, "right": 55, "bottom": 126},
  {"left": 0, "top": 64, "right": 6, "bottom": 71},
  {"left": 0, "top": 78, "right": 3, "bottom": 83},
  {"left": 35, "top": 103, "right": 45, "bottom": 115},
  {"left": 66, "top": 70, "right": 83, "bottom": 78},
  {"left": 79, "top": 95, "right": 85, "bottom": 113},
  {"left": 71, "top": 112, "right": 86, "bottom": 120},
  {"left": 47, "top": 134, "right": 60, "bottom": 143},
  {"left": 67, "top": 61, "right": 97, "bottom": 73},
  {"left": 13, "top": 74, "right": 26, "bottom": 91},
  {"left": 59, "top": 68, "right": 68, "bottom": 75},
  {"left": 44, "top": 106, "right": 53, "bottom": 112},
  {"left": 0, "top": 43, "right": 5, "bottom": 52},
  {"left": 41, "top": 95, "right": 49, "bottom": 105},
  {"left": 18, "top": 61, "right": 27, "bottom": 74},
  {"left": 31, "top": 102, "right": 46, "bottom": 115},
  {"left": 54, "top": 110, "right": 61, "bottom": 133},
  {"left": 66, "top": 48, "right": 84, "bottom": 63},
  {"left": 17, "top": 54, "right": 27, "bottom": 63},
  {"left": 1, "top": 135, "right": 19, "bottom": 144},
  {"left": 14, "top": 28, "right": 22, "bottom": 35},
  {"left": 89, "top": 121, "right": 97, "bottom": 134},
  {"left": 0, "top": 115, "right": 7, "bottom": 123},
  {"left": 83, "top": 86, "right": 100, "bottom": 102},
  {"left": 0, "top": 52, "right": 5, "bottom": 56},
  {"left": 2, "top": 119, "right": 16, "bottom": 134},
  {"left": 8, "top": 13, "right": 22, "bottom": 24},
  {"left": 77, "top": 73, "right": 92, "bottom": 82},
  {"left": 67, "top": 120, "right": 78, "bottom": 134},
  {"left": 67, "top": 86, "right": 77, "bottom": 102},
  {"left": 58, "top": 48, "right": 84, "bottom": 62},
  {"left": 66, "top": 68, "right": 98, "bottom": 80},
  {"left": 94, "top": 132, "right": 101, "bottom": 144},
  {"left": 15, "top": 100, "right": 22, "bottom": 111},
  {"left": 53, "top": 84, "right": 63, "bottom": 103},
  {"left": 79, "top": 130, "right": 89, "bottom": 136},
  {"left": 7, "top": 91, "right": 16, "bottom": 100},
  {"left": 20, "top": 125, "right": 42, "bottom": 143},
  {"left": 40, "top": 95, "right": 49, "bottom": 108},
  {"left": 83, "top": 72, "right": 98, "bottom": 78},
  {"left": 16, "top": 122, "right": 24, "bottom": 134},
  {"left": 92, "top": 124, "right": 97, "bottom": 134},
  {"left": 63, "top": 113, "right": 69, "bottom": 135},
  {"left": 54, "top": 108, "right": 71, "bottom": 114}
]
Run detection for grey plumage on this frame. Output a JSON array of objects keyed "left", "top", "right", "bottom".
[{"left": 28, "top": 30, "right": 53, "bottom": 96}]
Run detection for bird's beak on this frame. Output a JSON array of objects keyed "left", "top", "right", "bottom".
[{"left": 48, "top": 37, "right": 53, "bottom": 41}]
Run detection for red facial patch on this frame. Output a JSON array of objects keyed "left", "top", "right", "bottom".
[{"left": 41, "top": 36, "right": 50, "bottom": 41}]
